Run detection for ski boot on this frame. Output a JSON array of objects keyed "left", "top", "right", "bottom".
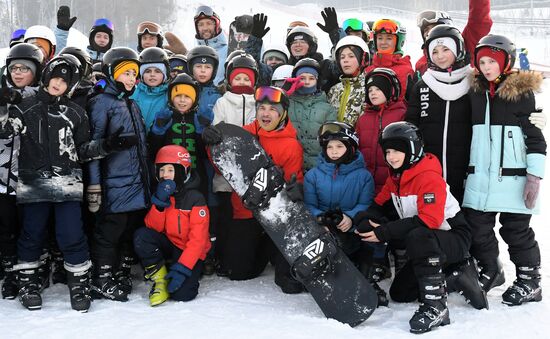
[
  {"left": 37, "top": 252, "right": 50, "bottom": 290},
  {"left": 392, "top": 248, "right": 408, "bottom": 275},
  {"left": 368, "top": 263, "right": 389, "bottom": 307},
  {"left": 91, "top": 264, "right": 129, "bottom": 302},
  {"left": 290, "top": 233, "right": 338, "bottom": 283},
  {"left": 145, "top": 264, "right": 169, "bottom": 306},
  {"left": 447, "top": 257, "right": 488, "bottom": 309},
  {"left": 16, "top": 261, "right": 42, "bottom": 310},
  {"left": 502, "top": 265, "right": 542, "bottom": 306},
  {"left": 242, "top": 165, "right": 285, "bottom": 210},
  {"left": 115, "top": 255, "right": 134, "bottom": 295},
  {"left": 66, "top": 261, "right": 92, "bottom": 312},
  {"left": 478, "top": 258, "right": 505, "bottom": 293},
  {"left": 1, "top": 256, "right": 18, "bottom": 299},
  {"left": 51, "top": 250, "right": 67, "bottom": 285}
]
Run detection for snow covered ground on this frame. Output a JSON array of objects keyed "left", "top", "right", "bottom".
[{"left": 2, "top": 1, "right": 550, "bottom": 338}]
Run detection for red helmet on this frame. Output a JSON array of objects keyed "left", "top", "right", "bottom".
[{"left": 155, "top": 145, "right": 192, "bottom": 168}]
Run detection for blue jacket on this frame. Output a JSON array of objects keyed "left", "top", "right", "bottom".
[
  {"left": 195, "top": 84, "right": 222, "bottom": 134},
  {"left": 463, "top": 72, "right": 546, "bottom": 214},
  {"left": 87, "top": 79, "right": 151, "bottom": 214},
  {"left": 304, "top": 152, "right": 374, "bottom": 221},
  {"left": 196, "top": 32, "right": 228, "bottom": 85},
  {"left": 54, "top": 27, "right": 68, "bottom": 55},
  {"left": 131, "top": 82, "right": 169, "bottom": 132}
]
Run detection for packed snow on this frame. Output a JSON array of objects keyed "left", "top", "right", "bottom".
[{"left": 2, "top": 1, "right": 550, "bottom": 338}]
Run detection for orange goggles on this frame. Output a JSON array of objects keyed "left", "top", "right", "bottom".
[{"left": 372, "top": 19, "right": 399, "bottom": 34}]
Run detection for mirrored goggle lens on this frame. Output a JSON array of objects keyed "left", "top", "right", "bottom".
[
  {"left": 343, "top": 19, "right": 363, "bottom": 31},
  {"left": 11, "top": 29, "right": 26, "bottom": 40},
  {"left": 373, "top": 20, "right": 398, "bottom": 34},
  {"left": 94, "top": 18, "right": 114, "bottom": 30},
  {"left": 255, "top": 86, "right": 283, "bottom": 103},
  {"left": 195, "top": 6, "right": 215, "bottom": 19},
  {"left": 318, "top": 122, "right": 346, "bottom": 137}
]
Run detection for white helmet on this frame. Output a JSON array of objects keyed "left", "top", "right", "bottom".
[
  {"left": 333, "top": 35, "right": 369, "bottom": 60},
  {"left": 24, "top": 25, "right": 57, "bottom": 60},
  {"left": 262, "top": 44, "right": 290, "bottom": 63},
  {"left": 271, "top": 64, "right": 294, "bottom": 82}
]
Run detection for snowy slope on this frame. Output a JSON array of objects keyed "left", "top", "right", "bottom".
[{"left": 2, "top": 2, "right": 550, "bottom": 338}]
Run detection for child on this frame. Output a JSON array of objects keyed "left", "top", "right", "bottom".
[
  {"left": 463, "top": 34, "right": 546, "bottom": 305},
  {"left": 131, "top": 47, "right": 170, "bottom": 132},
  {"left": 355, "top": 121, "right": 485, "bottom": 333},
  {"left": 134, "top": 145, "right": 210, "bottom": 306},
  {"left": 357, "top": 67, "right": 406, "bottom": 193},
  {"left": 23, "top": 25, "right": 57, "bottom": 63},
  {"left": 3, "top": 43, "right": 43, "bottom": 97},
  {"left": 137, "top": 21, "right": 164, "bottom": 52},
  {"left": 287, "top": 58, "right": 336, "bottom": 171},
  {"left": 87, "top": 47, "right": 150, "bottom": 302},
  {"left": 169, "top": 54, "right": 188, "bottom": 80},
  {"left": 88, "top": 18, "right": 114, "bottom": 63},
  {"left": 327, "top": 35, "right": 370, "bottom": 126}
]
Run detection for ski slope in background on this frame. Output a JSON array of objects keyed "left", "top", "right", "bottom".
[{"left": 1, "top": 1, "right": 550, "bottom": 338}]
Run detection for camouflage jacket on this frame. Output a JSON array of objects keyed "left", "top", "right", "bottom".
[{"left": 327, "top": 73, "right": 366, "bottom": 127}]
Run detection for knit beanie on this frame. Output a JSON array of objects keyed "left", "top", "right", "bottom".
[
  {"left": 428, "top": 37, "right": 457, "bottom": 59},
  {"left": 366, "top": 74, "right": 392, "bottom": 104},
  {"left": 476, "top": 47, "right": 507, "bottom": 74},
  {"left": 9, "top": 59, "right": 37, "bottom": 76},
  {"left": 229, "top": 67, "right": 256, "bottom": 86},
  {"left": 140, "top": 62, "right": 167, "bottom": 81},
  {"left": 113, "top": 60, "right": 139, "bottom": 80},
  {"left": 171, "top": 84, "right": 197, "bottom": 104},
  {"left": 50, "top": 64, "right": 72, "bottom": 84}
]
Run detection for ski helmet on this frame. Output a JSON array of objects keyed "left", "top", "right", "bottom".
[
  {"left": 24, "top": 25, "right": 57, "bottom": 61},
  {"left": 416, "top": 10, "right": 453, "bottom": 41},
  {"left": 318, "top": 121, "right": 359, "bottom": 164},
  {"left": 137, "top": 21, "right": 164, "bottom": 52},
  {"left": 365, "top": 68, "right": 401, "bottom": 105},
  {"left": 291, "top": 57, "right": 320, "bottom": 77},
  {"left": 379, "top": 121, "right": 424, "bottom": 171},
  {"left": 5, "top": 43, "right": 44, "bottom": 86},
  {"left": 271, "top": 64, "right": 293, "bottom": 85},
  {"left": 60, "top": 46, "right": 93, "bottom": 78},
  {"left": 41, "top": 54, "right": 82, "bottom": 95},
  {"left": 225, "top": 49, "right": 246, "bottom": 70},
  {"left": 225, "top": 52, "right": 259, "bottom": 86},
  {"left": 155, "top": 145, "right": 192, "bottom": 185},
  {"left": 194, "top": 5, "right": 221, "bottom": 37},
  {"left": 371, "top": 19, "right": 407, "bottom": 54},
  {"left": 334, "top": 35, "right": 370, "bottom": 73},
  {"left": 342, "top": 18, "right": 371, "bottom": 43},
  {"left": 262, "top": 44, "right": 290, "bottom": 65},
  {"left": 424, "top": 24, "right": 467, "bottom": 71},
  {"left": 10, "top": 28, "right": 26, "bottom": 48},
  {"left": 102, "top": 47, "right": 139, "bottom": 79},
  {"left": 286, "top": 26, "right": 318, "bottom": 55},
  {"left": 89, "top": 18, "right": 114, "bottom": 52},
  {"left": 167, "top": 73, "right": 200, "bottom": 110},
  {"left": 139, "top": 47, "right": 169, "bottom": 75},
  {"left": 474, "top": 34, "right": 516, "bottom": 75},
  {"left": 186, "top": 45, "right": 219, "bottom": 77},
  {"left": 169, "top": 54, "right": 188, "bottom": 75}
]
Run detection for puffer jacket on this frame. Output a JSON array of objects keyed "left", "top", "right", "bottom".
[
  {"left": 463, "top": 72, "right": 546, "bottom": 214},
  {"left": 88, "top": 79, "right": 151, "bottom": 214},
  {"left": 131, "top": 81, "right": 169, "bottom": 132},
  {"left": 365, "top": 53, "right": 414, "bottom": 101},
  {"left": 195, "top": 84, "right": 222, "bottom": 135},
  {"left": 327, "top": 73, "right": 366, "bottom": 127},
  {"left": 288, "top": 92, "right": 336, "bottom": 170},
  {"left": 212, "top": 91, "right": 256, "bottom": 127},
  {"left": 196, "top": 32, "right": 228, "bottom": 85}
]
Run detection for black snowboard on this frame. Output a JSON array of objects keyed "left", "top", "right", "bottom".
[{"left": 209, "top": 123, "right": 378, "bottom": 327}]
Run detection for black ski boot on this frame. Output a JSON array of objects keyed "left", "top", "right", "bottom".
[
  {"left": 37, "top": 252, "right": 50, "bottom": 290},
  {"left": 502, "top": 265, "right": 542, "bottom": 306},
  {"left": 409, "top": 273, "right": 450, "bottom": 334},
  {"left": 478, "top": 258, "right": 505, "bottom": 293},
  {"left": 392, "top": 248, "right": 408, "bottom": 275},
  {"left": 114, "top": 255, "right": 133, "bottom": 295},
  {"left": 66, "top": 261, "right": 92, "bottom": 312},
  {"left": 366, "top": 263, "right": 389, "bottom": 307},
  {"left": 91, "top": 264, "right": 129, "bottom": 302},
  {"left": 1, "top": 256, "right": 18, "bottom": 299},
  {"left": 51, "top": 250, "right": 67, "bottom": 285},
  {"left": 16, "top": 262, "right": 42, "bottom": 310},
  {"left": 447, "top": 257, "right": 488, "bottom": 310}
]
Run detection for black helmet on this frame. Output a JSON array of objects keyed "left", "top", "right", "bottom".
[
  {"left": 168, "top": 73, "right": 200, "bottom": 110},
  {"left": 5, "top": 42, "right": 44, "bottom": 86},
  {"left": 89, "top": 18, "right": 114, "bottom": 52},
  {"left": 474, "top": 34, "right": 516, "bottom": 75},
  {"left": 365, "top": 67, "right": 401, "bottom": 105},
  {"left": 225, "top": 52, "right": 258, "bottom": 85},
  {"left": 291, "top": 57, "right": 320, "bottom": 77},
  {"left": 186, "top": 45, "right": 219, "bottom": 77},
  {"left": 139, "top": 46, "right": 170, "bottom": 74},
  {"left": 59, "top": 46, "right": 93, "bottom": 78},
  {"left": 102, "top": 47, "right": 139, "bottom": 79},
  {"left": 318, "top": 121, "right": 359, "bottom": 164},
  {"left": 286, "top": 26, "right": 318, "bottom": 55},
  {"left": 416, "top": 10, "right": 453, "bottom": 41},
  {"left": 424, "top": 24, "right": 467, "bottom": 70},
  {"left": 194, "top": 5, "right": 221, "bottom": 37},
  {"left": 234, "top": 15, "right": 253, "bottom": 34},
  {"left": 41, "top": 54, "right": 82, "bottom": 95},
  {"left": 379, "top": 121, "right": 424, "bottom": 171}
]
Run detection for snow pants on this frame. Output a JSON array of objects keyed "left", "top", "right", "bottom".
[{"left": 0, "top": 194, "right": 19, "bottom": 257}]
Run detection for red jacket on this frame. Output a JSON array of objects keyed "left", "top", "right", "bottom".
[
  {"left": 144, "top": 177, "right": 211, "bottom": 269},
  {"left": 232, "top": 120, "right": 304, "bottom": 219},
  {"left": 375, "top": 153, "right": 460, "bottom": 230},
  {"left": 356, "top": 100, "right": 407, "bottom": 194},
  {"left": 415, "top": 0, "right": 492, "bottom": 74},
  {"left": 366, "top": 54, "right": 414, "bottom": 101}
]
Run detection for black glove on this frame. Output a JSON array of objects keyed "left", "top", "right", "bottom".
[
  {"left": 354, "top": 206, "right": 389, "bottom": 233},
  {"left": 102, "top": 126, "right": 139, "bottom": 153},
  {"left": 0, "top": 87, "right": 22, "bottom": 106},
  {"left": 202, "top": 124, "right": 223, "bottom": 145},
  {"left": 317, "top": 209, "right": 343, "bottom": 230},
  {"left": 251, "top": 13, "right": 270, "bottom": 39},
  {"left": 316, "top": 7, "right": 339, "bottom": 33},
  {"left": 57, "top": 5, "right": 77, "bottom": 30},
  {"left": 285, "top": 174, "right": 303, "bottom": 202}
]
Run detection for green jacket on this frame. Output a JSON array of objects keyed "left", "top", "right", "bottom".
[{"left": 328, "top": 73, "right": 366, "bottom": 127}]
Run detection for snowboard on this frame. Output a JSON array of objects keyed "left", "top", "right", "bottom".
[{"left": 209, "top": 123, "right": 378, "bottom": 327}]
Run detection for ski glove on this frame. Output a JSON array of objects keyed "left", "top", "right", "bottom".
[
  {"left": 316, "top": 209, "right": 343, "bottom": 229},
  {"left": 529, "top": 109, "right": 546, "bottom": 130},
  {"left": 523, "top": 174, "right": 541, "bottom": 209},
  {"left": 281, "top": 77, "right": 305, "bottom": 96},
  {"left": 285, "top": 174, "right": 303, "bottom": 202},
  {"left": 165, "top": 263, "right": 192, "bottom": 293},
  {"left": 57, "top": 5, "right": 77, "bottom": 30},
  {"left": 102, "top": 126, "right": 139, "bottom": 153},
  {"left": 151, "top": 108, "right": 173, "bottom": 136},
  {"left": 202, "top": 124, "right": 223, "bottom": 145},
  {"left": 0, "top": 87, "right": 22, "bottom": 106},
  {"left": 353, "top": 205, "right": 390, "bottom": 233},
  {"left": 316, "top": 7, "right": 339, "bottom": 34},
  {"left": 86, "top": 185, "right": 102, "bottom": 213},
  {"left": 251, "top": 13, "right": 270, "bottom": 39},
  {"left": 151, "top": 179, "right": 176, "bottom": 210}
]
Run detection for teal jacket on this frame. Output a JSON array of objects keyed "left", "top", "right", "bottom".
[{"left": 131, "top": 82, "right": 169, "bottom": 132}]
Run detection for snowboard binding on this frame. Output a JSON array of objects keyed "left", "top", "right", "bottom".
[
  {"left": 242, "top": 165, "right": 285, "bottom": 210},
  {"left": 291, "top": 232, "right": 338, "bottom": 283}
]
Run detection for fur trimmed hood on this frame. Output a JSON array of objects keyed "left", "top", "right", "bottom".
[{"left": 471, "top": 71, "right": 543, "bottom": 102}]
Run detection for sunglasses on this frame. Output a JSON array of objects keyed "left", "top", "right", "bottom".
[
  {"left": 255, "top": 86, "right": 285, "bottom": 104},
  {"left": 137, "top": 21, "right": 162, "bottom": 35},
  {"left": 343, "top": 18, "right": 363, "bottom": 32},
  {"left": 11, "top": 28, "right": 26, "bottom": 41},
  {"left": 195, "top": 5, "right": 215, "bottom": 19},
  {"left": 93, "top": 18, "right": 114, "bottom": 31}
]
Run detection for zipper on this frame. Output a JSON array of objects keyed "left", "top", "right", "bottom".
[
  {"left": 338, "top": 80, "right": 351, "bottom": 122},
  {"left": 498, "top": 125, "right": 505, "bottom": 182},
  {"left": 178, "top": 212, "right": 181, "bottom": 234},
  {"left": 442, "top": 100, "right": 450, "bottom": 181},
  {"left": 508, "top": 130, "right": 517, "bottom": 162},
  {"left": 242, "top": 94, "right": 246, "bottom": 126}
]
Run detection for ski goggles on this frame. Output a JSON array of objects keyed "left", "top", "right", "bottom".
[
  {"left": 416, "top": 10, "right": 451, "bottom": 28},
  {"left": 137, "top": 21, "right": 162, "bottom": 35},
  {"left": 11, "top": 28, "right": 26, "bottom": 41},
  {"left": 372, "top": 19, "right": 402, "bottom": 34},
  {"left": 318, "top": 122, "right": 358, "bottom": 143},
  {"left": 255, "top": 86, "right": 285, "bottom": 104},
  {"left": 195, "top": 5, "right": 215, "bottom": 19},
  {"left": 343, "top": 18, "right": 363, "bottom": 32},
  {"left": 93, "top": 18, "right": 114, "bottom": 31}
]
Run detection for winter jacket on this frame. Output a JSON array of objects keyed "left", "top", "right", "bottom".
[
  {"left": 366, "top": 53, "right": 414, "bottom": 101},
  {"left": 415, "top": 0, "right": 492, "bottom": 75},
  {"left": 88, "top": 79, "right": 151, "bottom": 214},
  {"left": 87, "top": 48, "right": 105, "bottom": 64},
  {"left": 231, "top": 120, "right": 304, "bottom": 219},
  {"left": 212, "top": 91, "right": 256, "bottom": 127},
  {"left": 196, "top": 32, "right": 228, "bottom": 85},
  {"left": 304, "top": 152, "right": 374, "bottom": 219},
  {"left": 289, "top": 52, "right": 341, "bottom": 94},
  {"left": 14, "top": 89, "right": 90, "bottom": 204},
  {"left": 288, "top": 92, "right": 336, "bottom": 171},
  {"left": 0, "top": 104, "right": 23, "bottom": 195},
  {"left": 463, "top": 72, "right": 546, "bottom": 214},
  {"left": 244, "top": 35, "right": 275, "bottom": 87},
  {"left": 54, "top": 27, "right": 68, "bottom": 56},
  {"left": 356, "top": 100, "right": 407, "bottom": 193},
  {"left": 195, "top": 84, "right": 222, "bottom": 135},
  {"left": 327, "top": 73, "right": 366, "bottom": 127},
  {"left": 131, "top": 82, "right": 169, "bottom": 132},
  {"left": 405, "top": 65, "right": 473, "bottom": 204}
]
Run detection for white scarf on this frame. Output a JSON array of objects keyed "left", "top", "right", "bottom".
[{"left": 422, "top": 66, "right": 473, "bottom": 101}]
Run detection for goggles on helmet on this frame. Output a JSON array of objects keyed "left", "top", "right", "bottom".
[
  {"left": 195, "top": 5, "right": 215, "bottom": 19},
  {"left": 11, "top": 29, "right": 26, "bottom": 40},
  {"left": 416, "top": 10, "right": 451, "bottom": 28},
  {"left": 343, "top": 18, "right": 363, "bottom": 32},
  {"left": 318, "top": 121, "right": 359, "bottom": 145},
  {"left": 93, "top": 18, "right": 114, "bottom": 31},
  {"left": 137, "top": 21, "right": 162, "bottom": 35},
  {"left": 372, "top": 19, "right": 399, "bottom": 35},
  {"left": 254, "top": 86, "right": 285, "bottom": 104}
]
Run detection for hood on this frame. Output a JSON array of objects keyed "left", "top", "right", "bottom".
[
  {"left": 196, "top": 31, "right": 228, "bottom": 49},
  {"left": 317, "top": 151, "right": 366, "bottom": 175},
  {"left": 135, "top": 81, "right": 169, "bottom": 96},
  {"left": 398, "top": 153, "right": 441, "bottom": 187},
  {"left": 471, "top": 71, "right": 543, "bottom": 102}
]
